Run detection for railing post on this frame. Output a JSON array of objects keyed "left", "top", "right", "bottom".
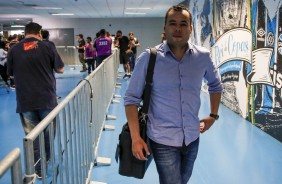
[{"left": 23, "top": 138, "right": 36, "bottom": 184}]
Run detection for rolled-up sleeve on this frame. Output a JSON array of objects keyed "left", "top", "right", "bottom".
[
  {"left": 204, "top": 54, "right": 223, "bottom": 93},
  {"left": 124, "top": 49, "right": 150, "bottom": 106}
]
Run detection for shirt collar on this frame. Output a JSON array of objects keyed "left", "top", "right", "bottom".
[{"left": 160, "top": 41, "right": 194, "bottom": 56}]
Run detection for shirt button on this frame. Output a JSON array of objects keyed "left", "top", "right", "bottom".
[{"left": 182, "top": 101, "right": 184, "bottom": 104}]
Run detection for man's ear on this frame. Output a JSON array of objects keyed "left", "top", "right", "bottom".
[{"left": 190, "top": 24, "right": 193, "bottom": 32}]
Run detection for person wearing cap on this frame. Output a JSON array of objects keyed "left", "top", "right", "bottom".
[
  {"left": 76, "top": 34, "right": 87, "bottom": 72},
  {"left": 6, "top": 21, "right": 64, "bottom": 179}
]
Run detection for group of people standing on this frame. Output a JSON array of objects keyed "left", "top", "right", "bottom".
[
  {"left": 0, "top": 34, "right": 21, "bottom": 89},
  {"left": 75, "top": 29, "right": 140, "bottom": 76}
]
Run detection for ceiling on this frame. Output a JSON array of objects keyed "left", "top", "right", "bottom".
[{"left": 0, "top": 0, "right": 184, "bottom": 28}]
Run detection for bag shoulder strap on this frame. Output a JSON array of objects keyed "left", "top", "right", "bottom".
[{"left": 142, "top": 48, "right": 157, "bottom": 114}]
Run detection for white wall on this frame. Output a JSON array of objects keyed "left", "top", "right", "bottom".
[{"left": 33, "top": 17, "right": 165, "bottom": 56}]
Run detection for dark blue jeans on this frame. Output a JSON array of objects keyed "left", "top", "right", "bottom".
[
  {"left": 150, "top": 138, "right": 199, "bottom": 184},
  {"left": 129, "top": 53, "right": 136, "bottom": 72},
  {"left": 86, "top": 58, "right": 95, "bottom": 74},
  {"left": 96, "top": 55, "right": 109, "bottom": 68},
  {"left": 19, "top": 109, "right": 55, "bottom": 173}
]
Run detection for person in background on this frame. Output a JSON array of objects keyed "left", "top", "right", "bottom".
[
  {"left": 0, "top": 40, "right": 14, "bottom": 89},
  {"left": 128, "top": 32, "right": 140, "bottom": 73},
  {"left": 94, "top": 29, "right": 112, "bottom": 67},
  {"left": 0, "top": 34, "right": 3, "bottom": 49},
  {"left": 8, "top": 34, "right": 19, "bottom": 48},
  {"left": 6, "top": 22, "right": 64, "bottom": 179},
  {"left": 0, "top": 41, "right": 9, "bottom": 87},
  {"left": 41, "top": 30, "right": 55, "bottom": 46},
  {"left": 124, "top": 4, "right": 223, "bottom": 184},
  {"left": 5, "top": 34, "right": 18, "bottom": 89},
  {"left": 76, "top": 34, "right": 87, "bottom": 72},
  {"left": 41, "top": 29, "right": 64, "bottom": 99},
  {"left": 116, "top": 30, "right": 131, "bottom": 77},
  {"left": 85, "top": 36, "right": 96, "bottom": 74},
  {"left": 114, "top": 30, "right": 122, "bottom": 48}
]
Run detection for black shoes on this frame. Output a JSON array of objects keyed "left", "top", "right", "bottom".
[
  {"left": 123, "top": 73, "right": 131, "bottom": 79},
  {"left": 35, "top": 171, "right": 42, "bottom": 179}
]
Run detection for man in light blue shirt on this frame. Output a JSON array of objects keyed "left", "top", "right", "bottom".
[{"left": 124, "top": 4, "right": 223, "bottom": 184}]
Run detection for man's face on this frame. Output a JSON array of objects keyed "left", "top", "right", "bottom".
[
  {"left": 164, "top": 9, "right": 192, "bottom": 47},
  {"left": 77, "top": 36, "right": 82, "bottom": 41},
  {"left": 116, "top": 32, "right": 122, "bottom": 38}
]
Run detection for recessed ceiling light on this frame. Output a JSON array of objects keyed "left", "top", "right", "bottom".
[
  {"left": 126, "top": 7, "right": 151, "bottom": 10},
  {"left": 124, "top": 12, "right": 147, "bottom": 15},
  {"left": 51, "top": 13, "right": 74, "bottom": 16},
  {"left": 33, "top": 7, "right": 62, "bottom": 10},
  {"left": 11, "top": 25, "right": 25, "bottom": 27}
]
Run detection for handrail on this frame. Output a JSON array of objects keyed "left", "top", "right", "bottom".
[
  {"left": 23, "top": 48, "right": 120, "bottom": 184},
  {"left": 0, "top": 148, "right": 22, "bottom": 184}
]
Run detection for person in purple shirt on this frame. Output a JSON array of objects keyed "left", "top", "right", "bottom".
[
  {"left": 85, "top": 36, "right": 96, "bottom": 74},
  {"left": 124, "top": 4, "right": 223, "bottom": 184},
  {"left": 94, "top": 29, "right": 112, "bottom": 67}
]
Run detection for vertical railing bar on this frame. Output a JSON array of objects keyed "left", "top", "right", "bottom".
[
  {"left": 62, "top": 108, "right": 70, "bottom": 184},
  {"left": 76, "top": 92, "right": 83, "bottom": 183},
  {"left": 67, "top": 102, "right": 75, "bottom": 184},
  {"left": 56, "top": 115, "right": 64, "bottom": 184},
  {"left": 23, "top": 137, "right": 35, "bottom": 183},
  {"left": 11, "top": 150, "right": 22, "bottom": 184},
  {"left": 81, "top": 89, "right": 87, "bottom": 182},
  {"left": 49, "top": 120, "right": 57, "bottom": 184},
  {"left": 39, "top": 132, "right": 47, "bottom": 183},
  {"left": 83, "top": 87, "right": 88, "bottom": 180},
  {"left": 72, "top": 96, "right": 79, "bottom": 184}
]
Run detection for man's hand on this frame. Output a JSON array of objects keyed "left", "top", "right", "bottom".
[
  {"left": 132, "top": 137, "right": 150, "bottom": 160},
  {"left": 199, "top": 116, "right": 216, "bottom": 133}
]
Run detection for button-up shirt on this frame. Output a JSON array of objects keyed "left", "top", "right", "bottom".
[{"left": 124, "top": 42, "right": 223, "bottom": 147}]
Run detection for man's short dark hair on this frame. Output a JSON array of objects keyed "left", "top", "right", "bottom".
[
  {"left": 41, "top": 30, "right": 49, "bottom": 40},
  {"left": 86, "top": 36, "right": 92, "bottom": 41},
  {"left": 100, "top": 29, "right": 106, "bottom": 36},
  {"left": 164, "top": 4, "right": 192, "bottom": 25},
  {"left": 24, "top": 22, "right": 42, "bottom": 35},
  {"left": 76, "top": 34, "right": 83, "bottom": 38}
]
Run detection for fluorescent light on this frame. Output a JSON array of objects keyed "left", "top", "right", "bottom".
[
  {"left": 126, "top": 8, "right": 151, "bottom": 10},
  {"left": 124, "top": 12, "right": 146, "bottom": 15},
  {"left": 51, "top": 13, "right": 74, "bottom": 16},
  {"left": 11, "top": 25, "right": 25, "bottom": 27},
  {"left": 33, "top": 7, "right": 62, "bottom": 10}
]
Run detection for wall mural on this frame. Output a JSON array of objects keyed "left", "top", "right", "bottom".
[{"left": 183, "top": 0, "right": 282, "bottom": 142}]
